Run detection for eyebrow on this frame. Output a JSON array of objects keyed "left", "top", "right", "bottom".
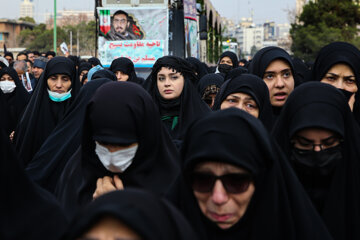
[
  {"left": 296, "top": 135, "right": 337, "bottom": 143},
  {"left": 264, "top": 68, "right": 291, "bottom": 74},
  {"left": 327, "top": 72, "right": 355, "bottom": 78}
]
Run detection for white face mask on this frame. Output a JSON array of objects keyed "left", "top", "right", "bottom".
[
  {"left": 47, "top": 89, "right": 72, "bottom": 102},
  {"left": 0, "top": 80, "right": 16, "bottom": 93},
  {"left": 95, "top": 141, "right": 138, "bottom": 173}
]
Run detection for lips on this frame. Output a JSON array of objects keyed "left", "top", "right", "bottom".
[
  {"left": 274, "top": 92, "right": 287, "bottom": 101},
  {"left": 164, "top": 90, "right": 173, "bottom": 94},
  {"left": 209, "top": 211, "right": 233, "bottom": 222}
]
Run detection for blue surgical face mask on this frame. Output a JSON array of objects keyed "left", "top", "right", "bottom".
[{"left": 48, "top": 89, "right": 72, "bottom": 102}]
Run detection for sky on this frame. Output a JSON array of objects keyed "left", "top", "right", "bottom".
[{"left": 0, "top": 0, "right": 295, "bottom": 24}]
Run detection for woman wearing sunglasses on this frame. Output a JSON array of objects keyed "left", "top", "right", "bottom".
[
  {"left": 272, "top": 82, "right": 360, "bottom": 239},
  {"left": 167, "top": 108, "right": 332, "bottom": 239}
]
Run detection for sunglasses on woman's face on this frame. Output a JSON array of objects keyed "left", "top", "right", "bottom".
[{"left": 190, "top": 172, "right": 253, "bottom": 194}]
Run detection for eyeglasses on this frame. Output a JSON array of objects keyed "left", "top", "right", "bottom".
[
  {"left": 291, "top": 135, "right": 342, "bottom": 151},
  {"left": 190, "top": 172, "right": 253, "bottom": 194}
]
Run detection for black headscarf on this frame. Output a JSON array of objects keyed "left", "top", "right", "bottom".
[
  {"left": 249, "top": 46, "right": 295, "bottom": 79},
  {"left": 186, "top": 57, "right": 209, "bottom": 80},
  {"left": 292, "top": 57, "right": 311, "bottom": 85},
  {"left": 109, "top": 57, "right": 143, "bottom": 85},
  {"left": 14, "top": 56, "right": 80, "bottom": 167},
  {"left": 87, "top": 57, "right": 102, "bottom": 67},
  {"left": 147, "top": 56, "right": 210, "bottom": 141},
  {"left": 0, "top": 90, "right": 11, "bottom": 135},
  {"left": 197, "top": 73, "right": 224, "bottom": 99},
  {"left": 0, "top": 117, "right": 68, "bottom": 240},
  {"left": 168, "top": 108, "right": 332, "bottom": 240},
  {"left": 212, "top": 74, "right": 274, "bottom": 131},
  {"left": 0, "top": 67, "right": 30, "bottom": 132},
  {"left": 272, "top": 82, "right": 360, "bottom": 239},
  {"left": 91, "top": 69, "right": 117, "bottom": 81},
  {"left": 55, "top": 81, "right": 181, "bottom": 217},
  {"left": 311, "top": 42, "right": 360, "bottom": 126},
  {"left": 63, "top": 189, "right": 198, "bottom": 240},
  {"left": 225, "top": 66, "right": 248, "bottom": 81},
  {"left": 26, "top": 79, "right": 111, "bottom": 193},
  {"left": 248, "top": 46, "right": 296, "bottom": 117},
  {"left": 219, "top": 51, "right": 239, "bottom": 67}
]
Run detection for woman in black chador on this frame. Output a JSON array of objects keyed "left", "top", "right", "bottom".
[
  {"left": 168, "top": 108, "right": 332, "bottom": 240},
  {"left": 26, "top": 79, "right": 111, "bottom": 193},
  {"left": 63, "top": 189, "right": 198, "bottom": 240},
  {"left": 212, "top": 73, "right": 274, "bottom": 131},
  {"left": 55, "top": 81, "right": 180, "bottom": 218},
  {"left": 272, "top": 82, "right": 360, "bottom": 239},
  {"left": 109, "top": 57, "right": 144, "bottom": 85},
  {"left": 147, "top": 56, "right": 210, "bottom": 142},
  {"left": 15, "top": 56, "right": 80, "bottom": 167},
  {"left": 0, "top": 116, "right": 68, "bottom": 240},
  {"left": 0, "top": 67, "right": 30, "bottom": 133}
]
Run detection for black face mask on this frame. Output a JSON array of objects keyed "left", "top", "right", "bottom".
[
  {"left": 290, "top": 145, "right": 342, "bottom": 176},
  {"left": 338, "top": 88, "right": 354, "bottom": 102},
  {"left": 218, "top": 64, "right": 232, "bottom": 74}
]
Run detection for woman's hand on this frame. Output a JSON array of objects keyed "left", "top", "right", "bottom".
[{"left": 93, "top": 175, "right": 124, "bottom": 200}]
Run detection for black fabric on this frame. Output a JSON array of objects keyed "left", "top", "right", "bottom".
[
  {"left": 168, "top": 108, "right": 332, "bottom": 240},
  {"left": 0, "top": 116, "right": 68, "bottom": 240},
  {"left": 109, "top": 57, "right": 144, "bottom": 85},
  {"left": 292, "top": 57, "right": 310, "bottom": 86},
  {"left": 147, "top": 56, "right": 210, "bottom": 140},
  {"left": 78, "top": 62, "right": 92, "bottom": 74},
  {"left": 272, "top": 82, "right": 360, "bottom": 239},
  {"left": 87, "top": 57, "right": 102, "bottom": 67},
  {"left": 219, "top": 51, "right": 239, "bottom": 67},
  {"left": 14, "top": 56, "right": 80, "bottom": 167},
  {"left": 248, "top": 46, "right": 295, "bottom": 79},
  {"left": 55, "top": 81, "right": 181, "bottom": 217},
  {"left": 197, "top": 73, "right": 224, "bottom": 98},
  {"left": 63, "top": 189, "right": 198, "bottom": 240},
  {"left": 212, "top": 74, "right": 274, "bottom": 131},
  {"left": 186, "top": 57, "right": 209, "bottom": 80},
  {"left": 0, "top": 90, "right": 11, "bottom": 135},
  {"left": 91, "top": 69, "right": 117, "bottom": 81},
  {"left": 311, "top": 42, "right": 360, "bottom": 127},
  {"left": 248, "top": 46, "right": 296, "bottom": 119},
  {"left": 0, "top": 67, "right": 30, "bottom": 132},
  {"left": 26, "top": 79, "right": 111, "bottom": 193},
  {"left": 225, "top": 66, "right": 248, "bottom": 81}
]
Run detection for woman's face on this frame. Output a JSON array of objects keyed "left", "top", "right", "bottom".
[
  {"left": 115, "top": 71, "right": 129, "bottom": 82},
  {"left": 156, "top": 67, "right": 185, "bottom": 100},
  {"left": 80, "top": 70, "right": 89, "bottom": 81},
  {"left": 321, "top": 63, "right": 357, "bottom": 93},
  {"left": 291, "top": 128, "right": 341, "bottom": 152},
  {"left": 220, "top": 92, "right": 259, "bottom": 118},
  {"left": 220, "top": 56, "right": 233, "bottom": 66},
  {"left": 0, "top": 74, "right": 14, "bottom": 82},
  {"left": 191, "top": 161, "right": 255, "bottom": 229},
  {"left": 47, "top": 74, "right": 71, "bottom": 93},
  {"left": 80, "top": 216, "right": 142, "bottom": 240},
  {"left": 263, "top": 59, "right": 294, "bottom": 107}
]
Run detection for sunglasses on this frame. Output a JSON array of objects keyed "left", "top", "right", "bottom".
[{"left": 190, "top": 172, "right": 253, "bottom": 194}]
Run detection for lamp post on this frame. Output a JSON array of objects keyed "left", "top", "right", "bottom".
[{"left": 53, "top": 0, "right": 57, "bottom": 53}]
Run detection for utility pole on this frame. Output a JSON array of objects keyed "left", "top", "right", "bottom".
[
  {"left": 53, "top": 0, "right": 57, "bottom": 53},
  {"left": 77, "top": 30, "right": 79, "bottom": 56},
  {"left": 70, "top": 31, "right": 73, "bottom": 55}
]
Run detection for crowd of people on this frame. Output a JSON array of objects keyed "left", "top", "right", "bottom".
[{"left": 1, "top": 41, "right": 360, "bottom": 239}]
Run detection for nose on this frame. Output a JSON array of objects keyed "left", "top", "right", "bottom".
[
  {"left": 164, "top": 78, "right": 171, "bottom": 87},
  {"left": 334, "top": 80, "right": 343, "bottom": 89},
  {"left": 274, "top": 75, "right": 285, "bottom": 88},
  {"left": 116, "top": 72, "right": 122, "bottom": 80},
  {"left": 55, "top": 79, "right": 62, "bottom": 88},
  {"left": 313, "top": 144, "right": 322, "bottom": 152},
  {"left": 211, "top": 180, "right": 229, "bottom": 205}
]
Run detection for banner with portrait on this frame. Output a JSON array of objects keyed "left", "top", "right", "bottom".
[
  {"left": 183, "top": 0, "right": 199, "bottom": 58},
  {"left": 97, "top": 7, "right": 168, "bottom": 67}
]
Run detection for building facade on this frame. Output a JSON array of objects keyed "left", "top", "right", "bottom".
[
  {"left": 0, "top": 19, "right": 36, "bottom": 49},
  {"left": 20, "top": 0, "right": 34, "bottom": 18}
]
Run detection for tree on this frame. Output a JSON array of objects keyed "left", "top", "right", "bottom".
[
  {"left": 18, "top": 21, "right": 96, "bottom": 56},
  {"left": 19, "top": 16, "right": 35, "bottom": 23},
  {"left": 290, "top": 0, "right": 360, "bottom": 61}
]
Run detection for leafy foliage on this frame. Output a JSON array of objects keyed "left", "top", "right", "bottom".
[
  {"left": 18, "top": 21, "right": 96, "bottom": 56},
  {"left": 290, "top": 0, "right": 360, "bottom": 61}
]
